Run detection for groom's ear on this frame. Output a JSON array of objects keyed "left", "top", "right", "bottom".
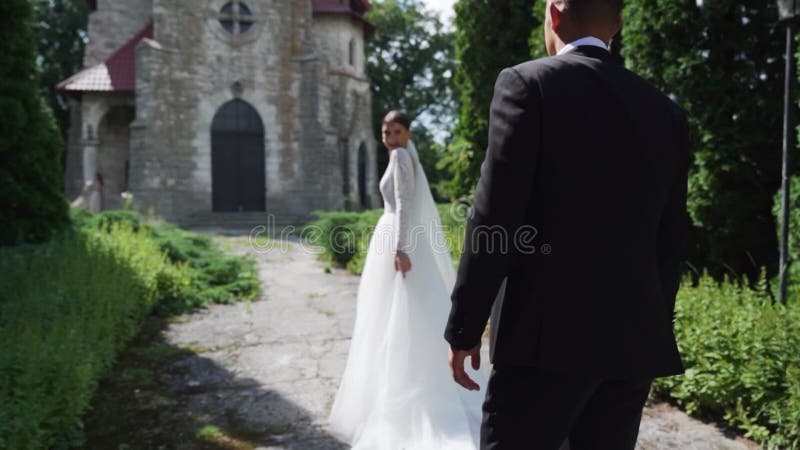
[
  {"left": 549, "top": 2, "right": 562, "bottom": 32},
  {"left": 613, "top": 16, "right": 622, "bottom": 37}
]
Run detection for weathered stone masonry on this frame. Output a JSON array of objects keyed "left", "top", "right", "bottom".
[{"left": 60, "top": 0, "right": 378, "bottom": 224}]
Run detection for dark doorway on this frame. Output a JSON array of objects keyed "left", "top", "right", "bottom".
[
  {"left": 340, "top": 138, "right": 350, "bottom": 198},
  {"left": 357, "top": 142, "right": 368, "bottom": 209},
  {"left": 211, "top": 99, "right": 265, "bottom": 212},
  {"left": 98, "top": 105, "right": 135, "bottom": 210}
]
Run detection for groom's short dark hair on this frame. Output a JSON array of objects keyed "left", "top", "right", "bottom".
[{"left": 562, "top": 0, "right": 623, "bottom": 26}]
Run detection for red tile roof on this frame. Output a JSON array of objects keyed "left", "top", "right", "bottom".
[
  {"left": 63, "top": 0, "right": 374, "bottom": 93},
  {"left": 312, "top": 0, "right": 375, "bottom": 35},
  {"left": 85, "top": 0, "right": 372, "bottom": 14},
  {"left": 58, "top": 22, "right": 153, "bottom": 93},
  {"left": 86, "top": 0, "right": 371, "bottom": 13},
  {"left": 312, "top": 0, "right": 372, "bottom": 13}
]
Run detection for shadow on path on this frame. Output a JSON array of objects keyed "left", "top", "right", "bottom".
[{"left": 83, "top": 316, "right": 346, "bottom": 450}]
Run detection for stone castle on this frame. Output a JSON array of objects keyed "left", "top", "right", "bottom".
[{"left": 60, "top": 0, "right": 378, "bottom": 225}]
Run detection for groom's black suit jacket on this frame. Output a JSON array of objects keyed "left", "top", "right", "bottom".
[{"left": 445, "top": 46, "right": 689, "bottom": 379}]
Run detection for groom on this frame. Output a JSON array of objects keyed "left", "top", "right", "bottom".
[{"left": 445, "top": 0, "right": 689, "bottom": 449}]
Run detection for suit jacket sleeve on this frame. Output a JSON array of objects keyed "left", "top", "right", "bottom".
[
  {"left": 445, "top": 67, "right": 542, "bottom": 350},
  {"left": 657, "top": 109, "right": 690, "bottom": 316}
]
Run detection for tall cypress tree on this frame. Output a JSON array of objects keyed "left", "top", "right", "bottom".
[
  {"left": 623, "top": 1, "right": 785, "bottom": 279},
  {"left": 0, "top": 0, "right": 68, "bottom": 245},
  {"left": 443, "top": 0, "right": 541, "bottom": 199}
]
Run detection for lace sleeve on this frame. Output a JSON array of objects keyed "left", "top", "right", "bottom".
[{"left": 393, "top": 148, "right": 416, "bottom": 252}]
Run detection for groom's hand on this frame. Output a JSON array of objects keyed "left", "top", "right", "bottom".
[{"left": 449, "top": 344, "right": 481, "bottom": 391}]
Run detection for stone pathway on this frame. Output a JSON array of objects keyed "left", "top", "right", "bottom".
[{"left": 84, "top": 236, "right": 760, "bottom": 449}]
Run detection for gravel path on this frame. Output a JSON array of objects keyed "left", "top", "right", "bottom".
[{"left": 83, "top": 236, "right": 760, "bottom": 449}]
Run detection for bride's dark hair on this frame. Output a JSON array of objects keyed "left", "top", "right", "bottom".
[{"left": 382, "top": 110, "right": 411, "bottom": 130}]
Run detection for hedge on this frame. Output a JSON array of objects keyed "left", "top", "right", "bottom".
[
  {"left": 0, "top": 223, "right": 190, "bottom": 448},
  {"left": 71, "top": 209, "right": 260, "bottom": 315},
  {"left": 302, "top": 204, "right": 467, "bottom": 275},
  {"left": 0, "top": 210, "right": 262, "bottom": 448},
  {"left": 656, "top": 274, "right": 799, "bottom": 449}
]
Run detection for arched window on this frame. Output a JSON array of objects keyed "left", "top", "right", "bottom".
[
  {"left": 358, "top": 143, "right": 368, "bottom": 208},
  {"left": 348, "top": 38, "right": 356, "bottom": 67},
  {"left": 340, "top": 138, "right": 350, "bottom": 197}
]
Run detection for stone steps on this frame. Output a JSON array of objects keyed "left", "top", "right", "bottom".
[{"left": 178, "top": 212, "right": 309, "bottom": 233}]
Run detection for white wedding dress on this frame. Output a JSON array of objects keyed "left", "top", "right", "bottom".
[{"left": 329, "top": 142, "right": 485, "bottom": 449}]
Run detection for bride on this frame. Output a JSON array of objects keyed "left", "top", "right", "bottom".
[{"left": 328, "top": 111, "right": 485, "bottom": 449}]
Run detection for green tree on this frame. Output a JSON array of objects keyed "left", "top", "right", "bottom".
[
  {"left": 443, "top": 0, "right": 541, "bottom": 199},
  {"left": 528, "top": 0, "right": 549, "bottom": 59},
  {"left": 623, "top": 1, "right": 786, "bottom": 279},
  {"left": 33, "top": 0, "right": 88, "bottom": 139},
  {"left": 0, "top": 0, "right": 69, "bottom": 245},
  {"left": 366, "top": 0, "right": 455, "bottom": 198}
]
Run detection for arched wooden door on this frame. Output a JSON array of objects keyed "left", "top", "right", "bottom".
[{"left": 211, "top": 99, "right": 265, "bottom": 212}]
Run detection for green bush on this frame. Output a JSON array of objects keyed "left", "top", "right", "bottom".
[
  {"left": 71, "top": 208, "right": 146, "bottom": 233},
  {"left": 656, "top": 274, "right": 800, "bottom": 448},
  {"left": 438, "top": 202, "right": 468, "bottom": 264},
  {"left": 303, "top": 204, "right": 468, "bottom": 275},
  {"left": 302, "top": 210, "right": 381, "bottom": 275},
  {"left": 149, "top": 223, "right": 260, "bottom": 314},
  {"left": 774, "top": 175, "right": 800, "bottom": 301},
  {"left": 0, "top": 209, "right": 261, "bottom": 448},
  {"left": 0, "top": 224, "right": 191, "bottom": 449},
  {"left": 71, "top": 209, "right": 260, "bottom": 315}
]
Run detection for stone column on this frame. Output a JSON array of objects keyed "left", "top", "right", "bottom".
[{"left": 82, "top": 139, "right": 99, "bottom": 187}]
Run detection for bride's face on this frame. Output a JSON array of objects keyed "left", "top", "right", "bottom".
[{"left": 382, "top": 122, "right": 411, "bottom": 151}]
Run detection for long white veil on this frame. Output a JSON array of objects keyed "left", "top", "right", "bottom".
[{"left": 404, "top": 140, "right": 457, "bottom": 290}]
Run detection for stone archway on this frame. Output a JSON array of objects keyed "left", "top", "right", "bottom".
[
  {"left": 97, "top": 106, "right": 135, "bottom": 210},
  {"left": 211, "top": 99, "right": 266, "bottom": 212}
]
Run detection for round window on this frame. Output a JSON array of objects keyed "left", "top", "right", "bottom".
[{"left": 219, "top": 1, "right": 254, "bottom": 34}]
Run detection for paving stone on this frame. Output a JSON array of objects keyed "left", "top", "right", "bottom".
[{"left": 86, "top": 236, "right": 762, "bottom": 449}]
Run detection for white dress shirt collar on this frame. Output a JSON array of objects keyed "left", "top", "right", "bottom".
[{"left": 557, "top": 36, "right": 609, "bottom": 56}]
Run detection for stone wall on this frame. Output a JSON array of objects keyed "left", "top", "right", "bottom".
[
  {"left": 65, "top": 0, "right": 150, "bottom": 202},
  {"left": 75, "top": 0, "right": 376, "bottom": 223},
  {"left": 84, "top": 0, "right": 153, "bottom": 67},
  {"left": 128, "top": 0, "right": 367, "bottom": 222},
  {"left": 64, "top": 93, "right": 135, "bottom": 207},
  {"left": 312, "top": 13, "right": 379, "bottom": 209}
]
